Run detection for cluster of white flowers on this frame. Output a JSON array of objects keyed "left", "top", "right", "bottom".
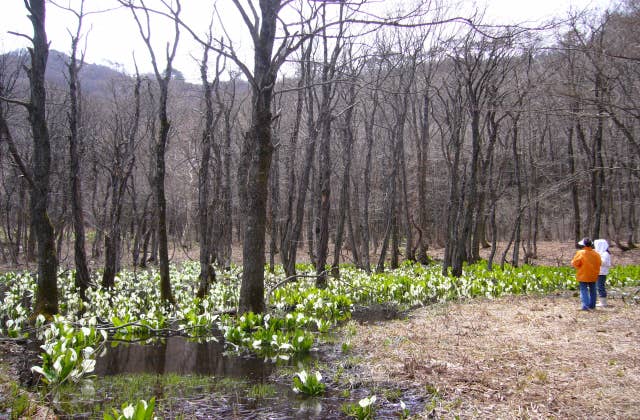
[{"left": 31, "top": 315, "right": 105, "bottom": 385}]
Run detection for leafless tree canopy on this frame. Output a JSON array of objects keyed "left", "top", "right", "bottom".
[{"left": 0, "top": 0, "right": 638, "bottom": 313}]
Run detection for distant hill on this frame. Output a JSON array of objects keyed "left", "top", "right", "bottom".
[
  {"left": 2, "top": 48, "right": 247, "bottom": 103},
  {"left": 46, "top": 49, "right": 130, "bottom": 95},
  {"left": 1, "top": 48, "right": 133, "bottom": 96}
]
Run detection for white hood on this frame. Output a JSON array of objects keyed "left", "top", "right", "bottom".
[{"left": 594, "top": 239, "right": 609, "bottom": 254}]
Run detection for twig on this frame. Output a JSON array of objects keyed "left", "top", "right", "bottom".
[{"left": 265, "top": 270, "right": 334, "bottom": 304}]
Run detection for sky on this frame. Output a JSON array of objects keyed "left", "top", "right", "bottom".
[{"left": 0, "top": 0, "right": 614, "bottom": 84}]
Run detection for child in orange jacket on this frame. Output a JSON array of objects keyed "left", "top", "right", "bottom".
[{"left": 571, "top": 237, "right": 602, "bottom": 310}]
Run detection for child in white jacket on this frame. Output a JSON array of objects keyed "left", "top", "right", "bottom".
[{"left": 594, "top": 239, "right": 612, "bottom": 307}]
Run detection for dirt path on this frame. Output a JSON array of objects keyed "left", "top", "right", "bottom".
[{"left": 350, "top": 290, "right": 640, "bottom": 419}]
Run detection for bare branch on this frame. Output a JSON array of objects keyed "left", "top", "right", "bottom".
[
  {"left": 8, "top": 30, "right": 33, "bottom": 43},
  {"left": 0, "top": 95, "right": 31, "bottom": 109},
  {"left": 0, "top": 115, "right": 36, "bottom": 190},
  {"left": 231, "top": 0, "right": 258, "bottom": 45}
]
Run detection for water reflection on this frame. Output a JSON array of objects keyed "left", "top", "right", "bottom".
[
  {"left": 94, "top": 336, "right": 273, "bottom": 379},
  {"left": 55, "top": 336, "right": 426, "bottom": 419}
]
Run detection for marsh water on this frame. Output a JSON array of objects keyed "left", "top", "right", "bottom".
[
  {"left": 94, "top": 336, "right": 273, "bottom": 379},
  {"left": 47, "top": 307, "right": 427, "bottom": 418}
]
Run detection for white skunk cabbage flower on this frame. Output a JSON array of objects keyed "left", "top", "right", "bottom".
[{"left": 359, "top": 395, "right": 377, "bottom": 408}]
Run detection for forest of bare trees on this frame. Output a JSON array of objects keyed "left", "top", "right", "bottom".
[{"left": 0, "top": 0, "right": 638, "bottom": 315}]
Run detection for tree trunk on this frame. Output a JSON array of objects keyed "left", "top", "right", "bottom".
[
  {"left": 196, "top": 47, "right": 218, "bottom": 298},
  {"left": 28, "top": 0, "right": 58, "bottom": 316},
  {"left": 220, "top": 98, "right": 234, "bottom": 268},
  {"left": 125, "top": 0, "right": 179, "bottom": 305},
  {"left": 331, "top": 85, "right": 355, "bottom": 275},
  {"left": 487, "top": 160, "right": 498, "bottom": 271},
  {"left": 67, "top": 22, "right": 90, "bottom": 300},
  {"left": 442, "top": 83, "right": 465, "bottom": 277},
  {"left": 155, "top": 81, "right": 174, "bottom": 305},
  {"left": 592, "top": 72, "right": 605, "bottom": 239},
  {"left": 15, "top": 178, "right": 27, "bottom": 264},
  {"left": 101, "top": 72, "right": 141, "bottom": 289},
  {"left": 415, "top": 93, "right": 431, "bottom": 264},
  {"left": 238, "top": 1, "right": 281, "bottom": 314},
  {"left": 279, "top": 48, "right": 308, "bottom": 278},
  {"left": 458, "top": 101, "right": 481, "bottom": 267},
  {"left": 627, "top": 168, "right": 637, "bottom": 248},
  {"left": 360, "top": 94, "right": 379, "bottom": 273},
  {"left": 239, "top": 109, "right": 273, "bottom": 314},
  {"left": 130, "top": 189, "right": 148, "bottom": 267},
  {"left": 346, "top": 187, "right": 360, "bottom": 267},
  {"left": 399, "top": 132, "right": 413, "bottom": 262},
  {"left": 376, "top": 145, "right": 397, "bottom": 272},
  {"left": 511, "top": 119, "right": 522, "bottom": 267},
  {"left": 567, "top": 125, "right": 581, "bottom": 242},
  {"left": 390, "top": 193, "right": 400, "bottom": 269},
  {"left": 269, "top": 136, "right": 280, "bottom": 274},
  {"left": 315, "top": 109, "right": 331, "bottom": 287},
  {"left": 102, "top": 175, "right": 124, "bottom": 289},
  {"left": 314, "top": 15, "right": 345, "bottom": 288}
]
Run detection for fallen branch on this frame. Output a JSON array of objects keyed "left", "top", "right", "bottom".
[{"left": 265, "top": 270, "right": 333, "bottom": 305}]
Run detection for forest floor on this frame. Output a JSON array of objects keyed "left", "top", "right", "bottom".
[
  {"left": 349, "top": 289, "right": 640, "bottom": 418},
  {"left": 4, "top": 239, "right": 639, "bottom": 273},
  {"left": 195, "top": 239, "right": 640, "bottom": 268},
  {"left": 2, "top": 292, "right": 639, "bottom": 419},
  {"left": 1, "top": 242, "right": 639, "bottom": 418},
  {"left": 427, "top": 240, "right": 640, "bottom": 267},
  {"left": 344, "top": 241, "right": 640, "bottom": 418}
]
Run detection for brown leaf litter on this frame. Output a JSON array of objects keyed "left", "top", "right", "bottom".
[{"left": 349, "top": 291, "right": 640, "bottom": 419}]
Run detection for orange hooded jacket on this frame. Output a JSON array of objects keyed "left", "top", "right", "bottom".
[{"left": 571, "top": 246, "right": 601, "bottom": 282}]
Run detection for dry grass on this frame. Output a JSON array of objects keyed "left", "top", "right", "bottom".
[{"left": 349, "top": 292, "right": 640, "bottom": 419}]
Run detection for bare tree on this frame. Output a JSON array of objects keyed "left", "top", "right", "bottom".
[
  {"left": 331, "top": 44, "right": 361, "bottom": 276},
  {"left": 438, "top": 72, "right": 466, "bottom": 276},
  {"left": 55, "top": 0, "right": 91, "bottom": 300},
  {"left": 0, "top": 52, "right": 29, "bottom": 267},
  {"left": 314, "top": 2, "right": 347, "bottom": 287},
  {"left": 438, "top": 31, "right": 512, "bottom": 276},
  {"left": 1, "top": 0, "right": 59, "bottom": 315},
  {"left": 101, "top": 69, "right": 143, "bottom": 290},
  {"left": 196, "top": 39, "right": 224, "bottom": 298},
  {"left": 279, "top": 41, "right": 312, "bottom": 279},
  {"left": 358, "top": 60, "right": 387, "bottom": 273},
  {"left": 412, "top": 64, "right": 437, "bottom": 265},
  {"left": 233, "top": 0, "right": 304, "bottom": 312},
  {"left": 120, "top": 0, "right": 182, "bottom": 305}
]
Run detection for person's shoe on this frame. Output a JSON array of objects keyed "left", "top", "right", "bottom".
[{"left": 597, "top": 297, "right": 608, "bottom": 307}]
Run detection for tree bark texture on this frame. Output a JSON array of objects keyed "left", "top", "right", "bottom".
[
  {"left": 238, "top": 0, "right": 281, "bottom": 314},
  {"left": 27, "top": 0, "right": 59, "bottom": 316},
  {"left": 66, "top": 19, "right": 91, "bottom": 300}
]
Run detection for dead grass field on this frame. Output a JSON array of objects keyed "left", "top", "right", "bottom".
[{"left": 350, "top": 291, "right": 640, "bottom": 419}]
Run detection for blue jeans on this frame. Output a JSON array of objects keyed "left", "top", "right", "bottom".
[
  {"left": 597, "top": 275, "right": 607, "bottom": 298},
  {"left": 579, "top": 282, "right": 597, "bottom": 310}
]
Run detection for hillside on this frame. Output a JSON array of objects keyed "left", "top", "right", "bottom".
[{"left": 2, "top": 49, "right": 205, "bottom": 96}]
